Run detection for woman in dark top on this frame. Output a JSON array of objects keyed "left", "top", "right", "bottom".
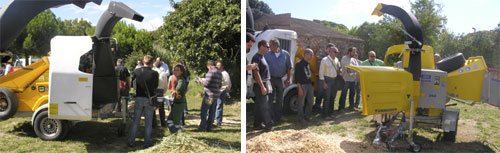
[{"left": 167, "top": 64, "right": 188, "bottom": 133}]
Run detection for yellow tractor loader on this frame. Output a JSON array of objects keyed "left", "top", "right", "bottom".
[{"left": 348, "top": 3, "right": 494, "bottom": 152}]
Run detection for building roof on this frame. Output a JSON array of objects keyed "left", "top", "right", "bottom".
[{"left": 255, "top": 13, "right": 363, "bottom": 42}]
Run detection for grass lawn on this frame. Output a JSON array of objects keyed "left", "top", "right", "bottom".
[
  {"left": 247, "top": 92, "right": 500, "bottom": 152},
  {"left": 0, "top": 78, "right": 240, "bottom": 152}
]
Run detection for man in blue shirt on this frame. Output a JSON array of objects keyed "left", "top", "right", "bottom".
[{"left": 264, "top": 38, "right": 292, "bottom": 122}]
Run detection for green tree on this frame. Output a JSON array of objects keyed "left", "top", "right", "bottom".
[
  {"left": 59, "top": 18, "right": 93, "bottom": 36},
  {"left": 7, "top": 10, "right": 60, "bottom": 64},
  {"left": 248, "top": 0, "right": 274, "bottom": 20},
  {"left": 312, "top": 19, "right": 349, "bottom": 33},
  {"left": 159, "top": 0, "right": 240, "bottom": 98},
  {"left": 411, "top": 0, "right": 447, "bottom": 48}
]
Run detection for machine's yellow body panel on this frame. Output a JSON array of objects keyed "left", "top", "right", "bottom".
[
  {"left": 348, "top": 65, "right": 414, "bottom": 115},
  {"left": 384, "top": 44, "right": 435, "bottom": 69},
  {"left": 0, "top": 56, "right": 50, "bottom": 112},
  {"left": 447, "top": 56, "right": 487, "bottom": 102}
]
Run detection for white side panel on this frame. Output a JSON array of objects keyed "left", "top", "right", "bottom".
[
  {"left": 49, "top": 36, "right": 93, "bottom": 121},
  {"left": 246, "top": 29, "right": 298, "bottom": 94}
]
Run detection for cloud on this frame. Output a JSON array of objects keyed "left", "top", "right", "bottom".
[
  {"left": 69, "top": 3, "right": 107, "bottom": 15},
  {"left": 128, "top": 17, "right": 164, "bottom": 31}
]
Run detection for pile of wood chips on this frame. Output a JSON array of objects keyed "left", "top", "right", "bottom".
[{"left": 247, "top": 129, "right": 344, "bottom": 153}]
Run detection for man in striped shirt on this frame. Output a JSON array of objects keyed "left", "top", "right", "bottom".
[
  {"left": 197, "top": 60, "right": 222, "bottom": 132},
  {"left": 318, "top": 44, "right": 341, "bottom": 119}
]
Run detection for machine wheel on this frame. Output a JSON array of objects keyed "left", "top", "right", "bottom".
[
  {"left": 443, "top": 131, "right": 457, "bottom": 142},
  {"left": 436, "top": 53, "right": 465, "bottom": 73},
  {"left": 0, "top": 87, "right": 18, "bottom": 120},
  {"left": 409, "top": 142, "right": 422, "bottom": 152},
  {"left": 284, "top": 89, "right": 298, "bottom": 114},
  {"left": 34, "top": 111, "right": 69, "bottom": 140}
]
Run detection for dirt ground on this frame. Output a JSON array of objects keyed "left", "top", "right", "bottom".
[{"left": 246, "top": 102, "right": 499, "bottom": 153}]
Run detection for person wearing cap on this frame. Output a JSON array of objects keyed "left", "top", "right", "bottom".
[{"left": 264, "top": 38, "right": 292, "bottom": 122}]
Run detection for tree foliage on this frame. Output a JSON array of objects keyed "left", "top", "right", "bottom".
[
  {"left": 411, "top": 0, "right": 447, "bottom": 48},
  {"left": 159, "top": 0, "right": 240, "bottom": 98},
  {"left": 248, "top": 0, "right": 274, "bottom": 20},
  {"left": 7, "top": 10, "right": 60, "bottom": 63},
  {"left": 59, "top": 18, "right": 93, "bottom": 36},
  {"left": 313, "top": 19, "right": 349, "bottom": 33}
]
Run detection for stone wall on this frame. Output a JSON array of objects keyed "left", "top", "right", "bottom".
[{"left": 298, "top": 35, "right": 365, "bottom": 59}]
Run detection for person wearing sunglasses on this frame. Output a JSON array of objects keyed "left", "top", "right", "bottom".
[{"left": 361, "top": 51, "right": 384, "bottom": 66}]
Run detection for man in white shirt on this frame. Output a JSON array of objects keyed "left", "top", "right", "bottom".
[
  {"left": 215, "top": 61, "right": 231, "bottom": 126},
  {"left": 339, "top": 47, "right": 358, "bottom": 111},
  {"left": 352, "top": 52, "right": 361, "bottom": 108},
  {"left": 318, "top": 44, "right": 341, "bottom": 119},
  {"left": 152, "top": 62, "right": 169, "bottom": 127},
  {"left": 156, "top": 57, "right": 170, "bottom": 77}
]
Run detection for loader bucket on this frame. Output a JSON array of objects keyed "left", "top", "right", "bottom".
[
  {"left": 347, "top": 65, "right": 414, "bottom": 115},
  {"left": 447, "top": 56, "right": 488, "bottom": 102}
]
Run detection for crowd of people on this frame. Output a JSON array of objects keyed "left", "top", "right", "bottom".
[
  {"left": 123, "top": 55, "right": 232, "bottom": 148},
  {"left": 246, "top": 32, "right": 390, "bottom": 132}
]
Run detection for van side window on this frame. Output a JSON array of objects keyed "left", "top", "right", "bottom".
[
  {"left": 79, "top": 50, "right": 93, "bottom": 74},
  {"left": 278, "top": 39, "right": 291, "bottom": 51}
]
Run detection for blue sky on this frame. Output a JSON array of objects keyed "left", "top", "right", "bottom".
[
  {"left": 2, "top": 0, "right": 499, "bottom": 34},
  {"left": 262, "top": 0, "right": 500, "bottom": 34},
  {"left": 0, "top": 0, "right": 175, "bottom": 31}
]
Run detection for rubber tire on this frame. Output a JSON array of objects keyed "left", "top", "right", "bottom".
[
  {"left": 283, "top": 89, "right": 298, "bottom": 114},
  {"left": 33, "top": 111, "right": 69, "bottom": 140},
  {"left": 409, "top": 142, "right": 422, "bottom": 152},
  {"left": 436, "top": 53, "right": 465, "bottom": 73},
  {"left": 443, "top": 131, "right": 457, "bottom": 142},
  {"left": 0, "top": 87, "right": 18, "bottom": 120}
]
